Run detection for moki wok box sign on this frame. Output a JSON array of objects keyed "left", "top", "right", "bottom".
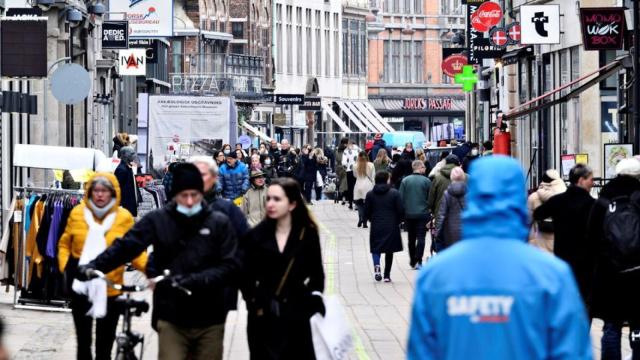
[{"left": 580, "top": 7, "right": 626, "bottom": 51}]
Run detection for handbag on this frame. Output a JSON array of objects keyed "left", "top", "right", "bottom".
[
  {"left": 316, "top": 171, "right": 325, "bottom": 188},
  {"left": 310, "top": 295, "right": 354, "bottom": 360}
]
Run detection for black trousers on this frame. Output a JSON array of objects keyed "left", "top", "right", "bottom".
[
  {"left": 303, "top": 181, "right": 314, "bottom": 203},
  {"left": 346, "top": 172, "right": 356, "bottom": 207},
  {"left": 406, "top": 218, "right": 428, "bottom": 267},
  {"left": 72, "top": 294, "right": 120, "bottom": 360},
  {"left": 355, "top": 199, "right": 366, "bottom": 223}
]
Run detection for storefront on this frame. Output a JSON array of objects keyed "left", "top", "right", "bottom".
[{"left": 369, "top": 96, "right": 466, "bottom": 142}]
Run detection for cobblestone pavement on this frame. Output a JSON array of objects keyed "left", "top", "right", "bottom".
[{"left": 0, "top": 200, "right": 631, "bottom": 359}]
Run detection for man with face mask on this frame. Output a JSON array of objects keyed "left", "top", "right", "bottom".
[
  {"left": 462, "top": 143, "right": 481, "bottom": 173},
  {"left": 78, "top": 163, "right": 239, "bottom": 360},
  {"left": 114, "top": 146, "right": 140, "bottom": 217}
]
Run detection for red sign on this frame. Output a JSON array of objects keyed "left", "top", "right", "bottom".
[
  {"left": 580, "top": 7, "right": 626, "bottom": 50},
  {"left": 402, "top": 98, "right": 454, "bottom": 111},
  {"left": 507, "top": 22, "right": 521, "bottom": 43},
  {"left": 442, "top": 54, "right": 468, "bottom": 78},
  {"left": 476, "top": 1, "right": 503, "bottom": 28},
  {"left": 490, "top": 28, "right": 508, "bottom": 46},
  {"left": 471, "top": 13, "right": 490, "bottom": 32}
]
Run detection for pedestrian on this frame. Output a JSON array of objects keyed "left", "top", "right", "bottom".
[
  {"left": 242, "top": 170, "right": 268, "bottom": 227},
  {"left": 588, "top": 158, "right": 640, "bottom": 359},
  {"left": 112, "top": 132, "right": 130, "bottom": 155},
  {"left": 323, "top": 145, "right": 336, "bottom": 172},
  {"left": 268, "top": 139, "right": 281, "bottom": 164},
  {"left": 79, "top": 163, "right": 239, "bottom": 360},
  {"left": 365, "top": 171, "right": 404, "bottom": 282},
  {"left": 427, "top": 154, "right": 460, "bottom": 218},
  {"left": 482, "top": 140, "right": 493, "bottom": 156},
  {"left": 222, "top": 144, "right": 233, "bottom": 155},
  {"left": 276, "top": 139, "right": 299, "bottom": 180},
  {"left": 218, "top": 151, "right": 250, "bottom": 201},
  {"left": 354, "top": 151, "right": 375, "bottom": 228},
  {"left": 462, "top": 143, "right": 480, "bottom": 173},
  {"left": 335, "top": 138, "right": 349, "bottom": 204},
  {"left": 399, "top": 160, "right": 432, "bottom": 269},
  {"left": 402, "top": 142, "right": 416, "bottom": 161},
  {"left": 527, "top": 169, "right": 567, "bottom": 253},
  {"left": 415, "top": 148, "right": 432, "bottom": 177},
  {"left": 434, "top": 166, "right": 466, "bottom": 251},
  {"left": 428, "top": 151, "right": 449, "bottom": 179},
  {"left": 240, "top": 178, "right": 325, "bottom": 359},
  {"left": 114, "top": 146, "right": 140, "bottom": 217},
  {"left": 314, "top": 148, "right": 329, "bottom": 201},
  {"left": 373, "top": 148, "right": 391, "bottom": 173},
  {"left": 236, "top": 149, "right": 249, "bottom": 165},
  {"left": 59, "top": 173, "right": 146, "bottom": 360},
  {"left": 391, "top": 155, "right": 412, "bottom": 189},
  {"left": 370, "top": 133, "right": 390, "bottom": 161},
  {"left": 451, "top": 140, "right": 471, "bottom": 160},
  {"left": 342, "top": 139, "right": 360, "bottom": 210},
  {"left": 258, "top": 143, "right": 268, "bottom": 156},
  {"left": 214, "top": 150, "right": 226, "bottom": 167},
  {"left": 250, "top": 154, "right": 263, "bottom": 172},
  {"left": 408, "top": 156, "right": 592, "bottom": 359},
  {"left": 261, "top": 154, "right": 278, "bottom": 184},
  {"left": 300, "top": 145, "right": 318, "bottom": 203}
]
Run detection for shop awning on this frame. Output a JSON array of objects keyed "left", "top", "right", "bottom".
[
  {"left": 353, "top": 101, "right": 395, "bottom": 132},
  {"left": 335, "top": 101, "right": 372, "bottom": 132},
  {"left": 322, "top": 103, "right": 352, "bottom": 133},
  {"left": 504, "top": 55, "right": 628, "bottom": 120},
  {"left": 241, "top": 122, "right": 272, "bottom": 142},
  {"left": 201, "top": 30, "right": 233, "bottom": 42}
]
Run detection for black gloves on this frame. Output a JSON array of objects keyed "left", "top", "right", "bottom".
[
  {"left": 310, "top": 294, "right": 326, "bottom": 317},
  {"left": 75, "top": 265, "right": 96, "bottom": 281}
]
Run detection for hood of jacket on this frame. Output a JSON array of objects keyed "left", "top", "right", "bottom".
[
  {"left": 448, "top": 182, "right": 467, "bottom": 198},
  {"left": 439, "top": 163, "right": 457, "bottom": 179},
  {"left": 373, "top": 184, "right": 391, "bottom": 194},
  {"left": 462, "top": 156, "right": 528, "bottom": 242},
  {"left": 83, "top": 172, "right": 122, "bottom": 215},
  {"left": 536, "top": 177, "right": 567, "bottom": 202}
]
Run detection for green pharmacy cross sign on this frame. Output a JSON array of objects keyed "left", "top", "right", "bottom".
[{"left": 455, "top": 65, "right": 478, "bottom": 92}]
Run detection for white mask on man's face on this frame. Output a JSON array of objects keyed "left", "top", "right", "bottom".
[{"left": 471, "top": 149, "right": 479, "bottom": 156}]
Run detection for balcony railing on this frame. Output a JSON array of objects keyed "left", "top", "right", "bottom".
[{"left": 171, "top": 53, "right": 265, "bottom": 76}]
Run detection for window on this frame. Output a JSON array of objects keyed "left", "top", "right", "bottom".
[
  {"left": 404, "top": 0, "right": 411, "bottom": 13},
  {"left": 360, "top": 22, "right": 367, "bottom": 75},
  {"left": 334, "top": 13, "right": 339, "bottom": 77},
  {"left": 342, "top": 19, "right": 348, "bottom": 75},
  {"left": 414, "top": 41, "right": 423, "bottom": 83},
  {"left": 276, "top": 4, "right": 282, "bottom": 73},
  {"left": 383, "top": 0, "right": 389, "bottom": 12},
  {"left": 171, "top": 40, "right": 183, "bottom": 73},
  {"left": 392, "top": 40, "right": 400, "bottom": 82},
  {"left": 307, "top": 10, "right": 312, "bottom": 75},
  {"left": 296, "top": 8, "right": 302, "bottom": 75},
  {"left": 403, "top": 42, "right": 411, "bottom": 82},
  {"left": 232, "top": 22, "right": 244, "bottom": 38},
  {"left": 286, "top": 6, "right": 292, "bottom": 74},
  {"left": 219, "top": 21, "right": 226, "bottom": 33},
  {"left": 350, "top": 20, "right": 358, "bottom": 76},
  {"left": 393, "top": 0, "right": 400, "bottom": 13},
  {"left": 599, "top": 50, "right": 617, "bottom": 90},
  {"left": 414, "top": 0, "right": 422, "bottom": 14},
  {"left": 570, "top": 46, "right": 579, "bottom": 90},
  {"left": 383, "top": 41, "right": 389, "bottom": 82},
  {"left": 231, "top": 44, "right": 244, "bottom": 54},
  {"left": 315, "top": 11, "right": 321, "bottom": 75},
  {"left": 325, "top": 12, "right": 331, "bottom": 77}
]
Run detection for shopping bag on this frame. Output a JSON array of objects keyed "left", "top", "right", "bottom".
[
  {"left": 310, "top": 296, "right": 354, "bottom": 360},
  {"left": 316, "top": 171, "right": 325, "bottom": 188}
]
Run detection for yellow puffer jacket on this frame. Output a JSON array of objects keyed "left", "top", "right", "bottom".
[{"left": 58, "top": 172, "right": 147, "bottom": 297}]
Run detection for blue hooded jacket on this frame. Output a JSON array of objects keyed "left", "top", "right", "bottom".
[{"left": 408, "top": 156, "right": 591, "bottom": 360}]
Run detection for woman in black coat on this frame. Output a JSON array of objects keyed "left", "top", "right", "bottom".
[
  {"left": 300, "top": 145, "right": 318, "bottom": 204},
  {"left": 365, "top": 171, "right": 404, "bottom": 282},
  {"left": 240, "top": 178, "right": 325, "bottom": 360}
]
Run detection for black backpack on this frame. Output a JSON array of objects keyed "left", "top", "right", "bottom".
[{"left": 602, "top": 191, "right": 640, "bottom": 272}]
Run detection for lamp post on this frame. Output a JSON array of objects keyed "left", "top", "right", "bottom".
[{"left": 634, "top": 0, "right": 640, "bottom": 152}]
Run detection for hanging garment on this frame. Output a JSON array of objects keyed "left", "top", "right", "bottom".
[{"left": 26, "top": 199, "right": 45, "bottom": 286}]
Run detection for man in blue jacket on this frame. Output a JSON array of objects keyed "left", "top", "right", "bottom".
[
  {"left": 218, "top": 151, "right": 250, "bottom": 200},
  {"left": 408, "top": 156, "right": 591, "bottom": 360}
]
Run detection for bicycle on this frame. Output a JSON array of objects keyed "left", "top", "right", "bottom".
[{"left": 86, "top": 269, "right": 192, "bottom": 360}]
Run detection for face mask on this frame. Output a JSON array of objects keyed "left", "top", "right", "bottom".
[
  {"left": 176, "top": 202, "right": 203, "bottom": 217},
  {"left": 265, "top": 159, "right": 272, "bottom": 165},
  {"left": 224, "top": 150, "right": 230, "bottom": 155},
  {"left": 89, "top": 198, "right": 116, "bottom": 219},
  {"left": 471, "top": 149, "right": 479, "bottom": 156}
]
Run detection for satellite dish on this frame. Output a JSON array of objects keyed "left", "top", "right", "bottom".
[{"left": 50, "top": 63, "right": 92, "bottom": 105}]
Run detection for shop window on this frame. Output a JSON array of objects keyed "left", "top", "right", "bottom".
[{"left": 599, "top": 50, "right": 617, "bottom": 91}]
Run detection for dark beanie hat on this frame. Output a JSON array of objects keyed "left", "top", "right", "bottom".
[
  {"left": 445, "top": 154, "right": 461, "bottom": 166},
  {"left": 170, "top": 163, "right": 204, "bottom": 197}
]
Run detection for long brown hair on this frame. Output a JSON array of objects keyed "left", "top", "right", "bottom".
[
  {"left": 356, "top": 151, "right": 369, "bottom": 177},
  {"left": 374, "top": 149, "right": 390, "bottom": 166}
]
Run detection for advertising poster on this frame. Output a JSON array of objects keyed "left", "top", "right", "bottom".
[
  {"left": 604, "top": 143, "right": 633, "bottom": 179},
  {"left": 560, "top": 154, "right": 576, "bottom": 179},
  {"left": 148, "top": 96, "right": 231, "bottom": 169},
  {"left": 109, "top": 0, "right": 173, "bottom": 38},
  {"left": 601, "top": 101, "right": 619, "bottom": 133},
  {"left": 576, "top": 154, "right": 589, "bottom": 165}
]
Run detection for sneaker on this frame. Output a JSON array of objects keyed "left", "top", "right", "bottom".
[
  {"left": 374, "top": 265, "right": 382, "bottom": 282},
  {"left": 383, "top": 277, "right": 391, "bottom": 283}
]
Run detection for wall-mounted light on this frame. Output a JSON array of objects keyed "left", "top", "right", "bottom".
[
  {"left": 66, "top": 7, "right": 83, "bottom": 27},
  {"left": 88, "top": 0, "right": 106, "bottom": 16}
]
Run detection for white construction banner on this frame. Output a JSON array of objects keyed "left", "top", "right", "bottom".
[
  {"left": 109, "top": 0, "right": 173, "bottom": 38},
  {"left": 520, "top": 5, "right": 560, "bottom": 44},
  {"left": 148, "top": 96, "right": 231, "bottom": 169}
]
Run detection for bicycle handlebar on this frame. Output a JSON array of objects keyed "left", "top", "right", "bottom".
[{"left": 87, "top": 269, "right": 192, "bottom": 296}]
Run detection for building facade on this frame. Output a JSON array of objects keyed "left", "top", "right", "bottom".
[{"left": 367, "top": 0, "right": 465, "bottom": 141}]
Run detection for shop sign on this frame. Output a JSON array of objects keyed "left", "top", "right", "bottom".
[
  {"left": 129, "top": 39, "right": 157, "bottom": 64},
  {"left": 109, "top": 0, "right": 173, "bottom": 38},
  {"left": 455, "top": 65, "right": 478, "bottom": 92},
  {"left": 472, "top": 1, "right": 503, "bottom": 32},
  {"left": 402, "top": 98, "right": 454, "bottom": 111},
  {"left": 467, "top": 1, "right": 505, "bottom": 64},
  {"left": 580, "top": 7, "right": 626, "bottom": 50},
  {"left": 520, "top": 5, "right": 560, "bottom": 44},
  {"left": 299, "top": 96, "right": 321, "bottom": 111},
  {"left": 118, "top": 49, "right": 146, "bottom": 76},
  {"left": 1, "top": 11, "right": 47, "bottom": 77},
  {"left": 102, "top": 21, "right": 129, "bottom": 49},
  {"left": 275, "top": 94, "right": 304, "bottom": 105},
  {"left": 442, "top": 54, "right": 467, "bottom": 78}
]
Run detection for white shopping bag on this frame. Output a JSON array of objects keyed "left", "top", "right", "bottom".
[
  {"left": 316, "top": 171, "right": 325, "bottom": 188},
  {"left": 310, "top": 296, "right": 354, "bottom": 360}
]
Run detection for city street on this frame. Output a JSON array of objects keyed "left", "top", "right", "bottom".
[{"left": 0, "top": 200, "right": 631, "bottom": 359}]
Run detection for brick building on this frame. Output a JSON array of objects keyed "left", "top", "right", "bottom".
[{"left": 367, "top": 0, "right": 465, "bottom": 141}]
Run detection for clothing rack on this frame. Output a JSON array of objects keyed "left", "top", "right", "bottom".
[{"left": 12, "top": 186, "right": 84, "bottom": 312}]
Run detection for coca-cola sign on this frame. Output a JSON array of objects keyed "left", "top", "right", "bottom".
[
  {"left": 475, "top": 1, "right": 503, "bottom": 29},
  {"left": 403, "top": 98, "right": 454, "bottom": 111},
  {"left": 580, "top": 7, "right": 626, "bottom": 50}
]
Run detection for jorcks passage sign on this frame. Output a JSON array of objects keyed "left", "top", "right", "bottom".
[{"left": 580, "top": 7, "right": 626, "bottom": 51}]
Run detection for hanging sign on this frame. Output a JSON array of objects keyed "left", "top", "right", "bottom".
[
  {"left": 454, "top": 65, "right": 478, "bottom": 92},
  {"left": 118, "top": 49, "right": 146, "bottom": 76},
  {"left": 580, "top": 7, "right": 626, "bottom": 51},
  {"left": 467, "top": 1, "right": 506, "bottom": 64},
  {"left": 102, "top": 21, "right": 129, "bottom": 49},
  {"left": 520, "top": 5, "right": 560, "bottom": 44},
  {"left": 506, "top": 22, "right": 521, "bottom": 44},
  {"left": 442, "top": 54, "right": 468, "bottom": 77},
  {"left": 472, "top": 1, "right": 503, "bottom": 32},
  {"left": 489, "top": 22, "right": 521, "bottom": 47}
]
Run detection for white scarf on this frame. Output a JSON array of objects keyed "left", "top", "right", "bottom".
[{"left": 71, "top": 207, "right": 116, "bottom": 319}]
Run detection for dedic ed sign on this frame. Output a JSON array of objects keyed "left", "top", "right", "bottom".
[
  {"left": 580, "top": 7, "right": 626, "bottom": 51},
  {"left": 102, "top": 21, "right": 128, "bottom": 49}
]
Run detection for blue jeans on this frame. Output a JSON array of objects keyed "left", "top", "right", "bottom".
[
  {"left": 602, "top": 321, "right": 640, "bottom": 360},
  {"left": 372, "top": 253, "right": 394, "bottom": 278}
]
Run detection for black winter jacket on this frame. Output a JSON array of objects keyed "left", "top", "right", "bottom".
[
  {"left": 435, "top": 182, "right": 466, "bottom": 249},
  {"left": 91, "top": 202, "right": 239, "bottom": 328},
  {"left": 114, "top": 162, "right": 138, "bottom": 217},
  {"left": 365, "top": 184, "right": 404, "bottom": 253}
]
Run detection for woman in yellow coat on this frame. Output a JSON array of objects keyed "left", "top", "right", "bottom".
[{"left": 58, "top": 173, "right": 146, "bottom": 360}]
